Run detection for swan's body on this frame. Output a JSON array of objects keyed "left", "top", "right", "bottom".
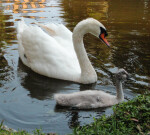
[
  {"left": 17, "top": 18, "right": 109, "bottom": 84},
  {"left": 54, "top": 69, "right": 129, "bottom": 109}
]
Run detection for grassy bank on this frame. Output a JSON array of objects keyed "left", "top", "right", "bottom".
[
  {"left": 0, "top": 125, "right": 47, "bottom": 135},
  {"left": 0, "top": 94, "right": 150, "bottom": 135},
  {"left": 71, "top": 93, "right": 150, "bottom": 135}
]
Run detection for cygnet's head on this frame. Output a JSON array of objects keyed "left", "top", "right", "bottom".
[
  {"left": 115, "top": 69, "right": 129, "bottom": 82},
  {"left": 74, "top": 18, "right": 110, "bottom": 47}
]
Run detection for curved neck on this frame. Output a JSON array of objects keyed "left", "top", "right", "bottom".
[
  {"left": 72, "top": 23, "right": 97, "bottom": 84},
  {"left": 115, "top": 79, "right": 124, "bottom": 102}
]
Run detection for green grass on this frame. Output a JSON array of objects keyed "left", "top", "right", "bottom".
[
  {"left": 70, "top": 94, "right": 150, "bottom": 135},
  {"left": 0, "top": 122, "right": 55, "bottom": 135},
  {"left": 0, "top": 124, "right": 46, "bottom": 135},
  {"left": 0, "top": 94, "right": 150, "bottom": 135}
]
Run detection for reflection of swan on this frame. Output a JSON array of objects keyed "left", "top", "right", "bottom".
[
  {"left": 54, "top": 69, "right": 129, "bottom": 109},
  {"left": 17, "top": 59, "right": 78, "bottom": 100},
  {"left": 17, "top": 18, "right": 109, "bottom": 84}
]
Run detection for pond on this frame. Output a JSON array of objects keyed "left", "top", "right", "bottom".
[{"left": 0, "top": 0, "right": 150, "bottom": 134}]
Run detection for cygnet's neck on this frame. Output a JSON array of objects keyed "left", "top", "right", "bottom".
[
  {"left": 115, "top": 79, "right": 124, "bottom": 102},
  {"left": 72, "top": 21, "right": 97, "bottom": 84}
]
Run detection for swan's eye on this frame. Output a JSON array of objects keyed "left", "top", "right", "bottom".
[
  {"left": 100, "top": 27, "right": 108, "bottom": 37},
  {"left": 105, "top": 31, "right": 108, "bottom": 37}
]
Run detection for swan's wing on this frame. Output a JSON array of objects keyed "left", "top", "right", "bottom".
[
  {"left": 17, "top": 22, "right": 81, "bottom": 82},
  {"left": 35, "top": 22, "right": 74, "bottom": 54},
  {"left": 35, "top": 22, "right": 72, "bottom": 41}
]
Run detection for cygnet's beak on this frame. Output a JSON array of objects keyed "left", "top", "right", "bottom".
[
  {"left": 126, "top": 73, "right": 132, "bottom": 81},
  {"left": 99, "top": 33, "right": 110, "bottom": 47}
]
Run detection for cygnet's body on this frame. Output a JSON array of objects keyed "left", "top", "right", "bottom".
[{"left": 54, "top": 69, "right": 129, "bottom": 109}]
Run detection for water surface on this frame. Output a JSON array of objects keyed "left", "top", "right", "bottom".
[{"left": 0, "top": 0, "right": 150, "bottom": 134}]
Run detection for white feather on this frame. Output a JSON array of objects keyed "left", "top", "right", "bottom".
[{"left": 17, "top": 18, "right": 108, "bottom": 84}]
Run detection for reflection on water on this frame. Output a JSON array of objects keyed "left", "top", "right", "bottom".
[
  {"left": 2, "top": 0, "right": 47, "bottom": 14},
  {"left": 61, "top": 0, "right": 109, "bottom": 29},
  {"left": 0, "top": 0, "right": 150, "bottom": 134},
  {"left": 18, "top": 60, "right": 79, "bottom": 100}
]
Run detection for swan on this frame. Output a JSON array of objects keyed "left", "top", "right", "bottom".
[
  {"left": 17, "top": 18, "right": 109, "bottom": 84},
  {"left": 54, "top": 69, "right": 129, "bottom": 109}
]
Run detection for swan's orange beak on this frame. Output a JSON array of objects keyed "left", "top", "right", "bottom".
[{"left": 100, "top": 33, "right": 110, "bottom": 47}]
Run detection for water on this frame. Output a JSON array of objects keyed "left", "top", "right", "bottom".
[{"left": 0, "top": 0, "right": 150, "bottom": 134}]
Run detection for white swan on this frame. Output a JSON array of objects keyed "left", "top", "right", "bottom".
[
  {"left": 54, "top": 69, "right": 129, "bottom": 109},
  {"left": 17, "top": 18, "right": 109, "bottom": 84}
]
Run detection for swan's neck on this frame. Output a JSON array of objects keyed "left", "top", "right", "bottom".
[
  {"left": 115, "top": 80, "right": 124, "bottom": 102},
  {"left": 72, "top": 23, "right": 97, "bottom": 84}
]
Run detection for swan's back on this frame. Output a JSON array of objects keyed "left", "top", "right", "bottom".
[{"left": 17, "top": 19, "right": 81, "bottom": 82}]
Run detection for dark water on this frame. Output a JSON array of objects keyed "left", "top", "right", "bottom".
[{"left": 0, "top": 0, "right": 150, "bottom": 134}]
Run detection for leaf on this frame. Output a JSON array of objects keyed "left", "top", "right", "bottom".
[
  {"left": 0, "top": 120, "right": 4, "bottom": 128},
  {"left": 136, "top": 125, "right": 145, "bottom": 135},
  {"left": 146, "top": 124, "right": 150, "bottom": 129},
  {"left": 130, "top": 118, "right": 139, "bottom": 122}
]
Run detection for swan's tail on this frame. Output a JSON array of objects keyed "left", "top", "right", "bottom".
[
  {"left": 17, "top": 18, "right": 29, "bottom": 67},
  {"left": 17, "top": 17, "right": 28, "bottom": 34}
]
